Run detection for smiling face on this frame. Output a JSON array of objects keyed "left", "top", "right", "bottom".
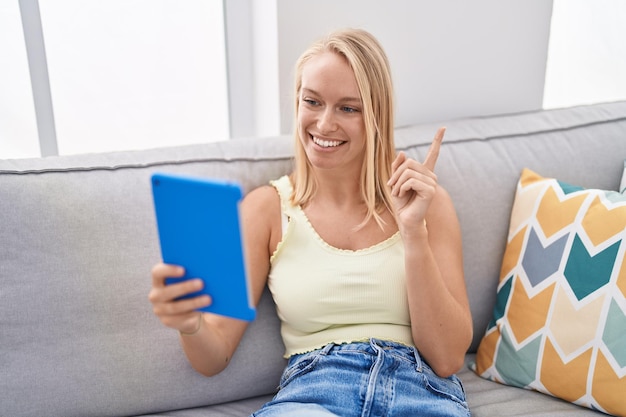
[{"left": 297, "top": 51, "right": 366, "bottom": 176}]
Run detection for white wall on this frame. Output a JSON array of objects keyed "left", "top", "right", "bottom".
[
  {"left": 225, "top": 0, "right": 281, "bottom": 138},
  {"left": 270, "top": 0, "right": 553, "bottom": 134},
  {"left": 544, "top": 0, "right": 626, "bottom": 108}
]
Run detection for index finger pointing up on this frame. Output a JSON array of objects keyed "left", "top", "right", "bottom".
[{"left": 423, "top": 127, "right": 446, "bottom": 172}]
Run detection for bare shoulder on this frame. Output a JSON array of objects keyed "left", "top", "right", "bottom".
[
  {"left": 241, "top": 184, "right": 281, "bottom": 217},
  {"left": 240, "top": 184, "right": 282, "bottom": 251}
]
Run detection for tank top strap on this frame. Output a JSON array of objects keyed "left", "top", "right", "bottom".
[
  {"left": 270, "top": 175, "right": 297, "bottom": 237},
  {"left": 270, "top": 175, "right": 298, "bottom": 216}
]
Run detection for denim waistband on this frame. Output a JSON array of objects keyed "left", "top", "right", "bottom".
[{"left": 315, "top": 338, "right": 421, "bottom": 366}]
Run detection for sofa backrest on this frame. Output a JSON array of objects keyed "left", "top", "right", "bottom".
[
  {"left": 1, "top": 101, "right": 625, "bottom": 416},
  {"left": 0, "top": 139, "right": 294, "bottom": 416}
]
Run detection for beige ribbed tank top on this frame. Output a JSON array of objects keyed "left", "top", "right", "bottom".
[{"left": 268, "top": 175, "right": 414, "bottom": 358}]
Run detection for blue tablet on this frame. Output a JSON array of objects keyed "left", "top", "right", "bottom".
[{"left": 151, "top": 172, "right": 256, "bottom": 321}]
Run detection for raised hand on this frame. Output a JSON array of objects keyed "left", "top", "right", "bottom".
[{"left": 387, "top": 127, "right": 445, "bottom": 231}]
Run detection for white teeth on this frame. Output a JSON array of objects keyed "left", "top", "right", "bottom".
[{"left": 312, "top": 136, "right": 343, "bottom": 148}]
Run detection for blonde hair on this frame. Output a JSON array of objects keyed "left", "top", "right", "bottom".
[{"left": 291, "top": 28, "right": 396, "bottom": 229}]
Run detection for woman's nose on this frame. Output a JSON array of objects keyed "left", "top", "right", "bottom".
[{"left": 317, "top": 108, "right": 337, "bottom": 133}]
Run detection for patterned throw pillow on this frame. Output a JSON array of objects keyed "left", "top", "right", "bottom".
[{"left": 472, "top": 168, "right": 626, "bottom": 416}]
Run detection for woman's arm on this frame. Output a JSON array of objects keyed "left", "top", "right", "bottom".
[
  {"left": 388, "top": 129, "right": 472, "bottom": 377},
  {"left": 403, "top": 186, "right": 472, "bottom": 378},
  {"left": 148, "top": 185, "right": 281, "bottom": 376}
]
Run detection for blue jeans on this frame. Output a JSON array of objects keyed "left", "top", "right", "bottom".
[{"left": 252, "top": 338, "right": 469, "bottom": 417}]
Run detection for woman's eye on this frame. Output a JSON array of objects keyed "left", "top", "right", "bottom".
[
  {"left": 341, "top": 106, "right": 359, "bottom": 113},
  {"left": 303, "top": 98, "right": 319, "bottom": 106}
]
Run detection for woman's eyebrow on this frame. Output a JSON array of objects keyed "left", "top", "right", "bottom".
[{"left": 302, "top": 88, "right": 361, "bottom": 104}]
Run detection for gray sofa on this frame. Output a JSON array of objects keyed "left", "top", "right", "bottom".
[{"left": 2, "top": 101, "right": 625, "bottom": 417}]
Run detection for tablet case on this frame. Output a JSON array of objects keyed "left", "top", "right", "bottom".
[{"left": 151, "top": 173, "right": 256, "bottom": 321}]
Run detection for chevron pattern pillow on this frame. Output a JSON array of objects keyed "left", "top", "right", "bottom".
[{"left": 472, "top": 168, "right": 626, "bottom": 416}]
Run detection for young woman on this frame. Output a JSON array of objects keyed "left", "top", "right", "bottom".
[{"left": 149, "top": 28, "right": 472, "bottom": 417}]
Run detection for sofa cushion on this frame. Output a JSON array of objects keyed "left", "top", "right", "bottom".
[
  {"left": 472, "top": 168, "right": 626, "bottom": 416},
  {"left": 0, "top": 137, "right": 293, "bottom": 417},
  {"left": 621, "top": 159, "right": 626, "bottom": 194}
]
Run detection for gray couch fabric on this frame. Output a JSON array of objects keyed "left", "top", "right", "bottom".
[{"left": 2, "top": 101, "right": 625, "bottom": 417}]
